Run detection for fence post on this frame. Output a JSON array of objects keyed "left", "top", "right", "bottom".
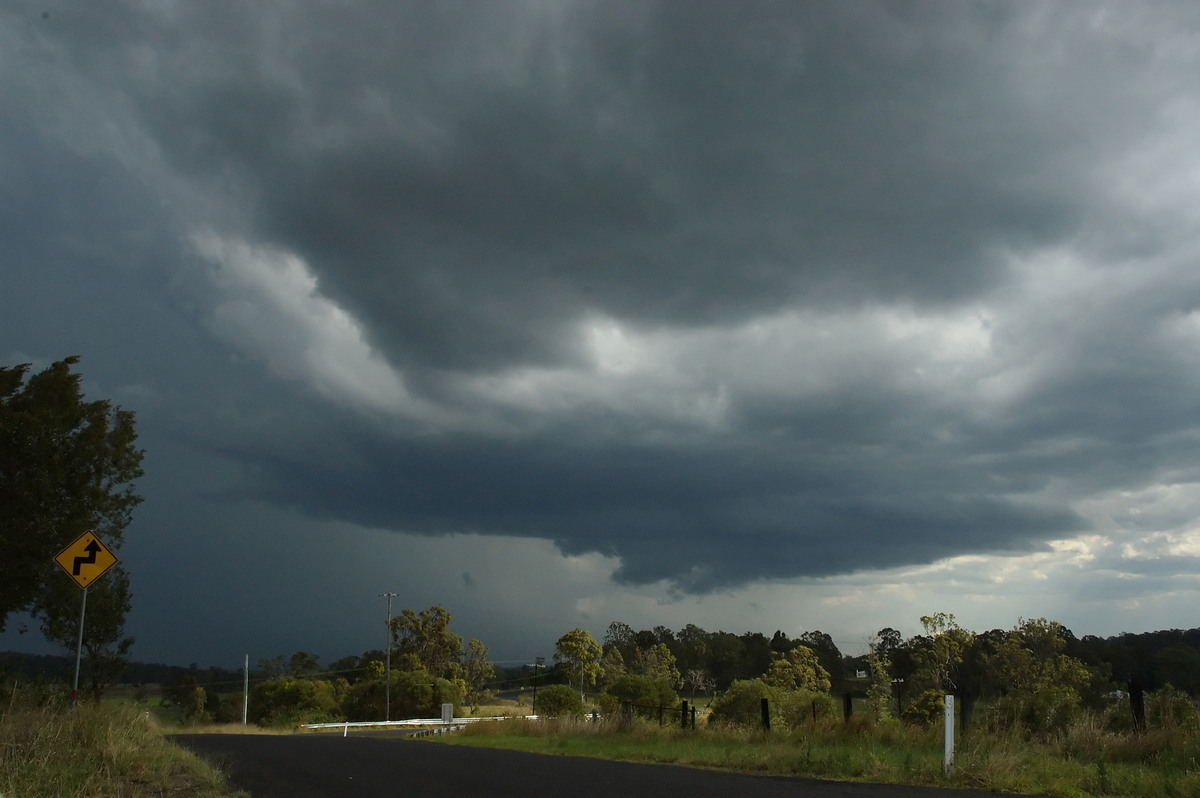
[
  {"left": 943, "top": 695, "right": 955, "bottom": 774},
  {"left": 681, "top": 700, "right": 689, "bottom": 730},
  {"left": 843, "top": 692, "right": 853, "bottom": 721},
  {"left": 760, "top": 697, "right": 770, "bottom": 731},
  {"left": 1128, "top": 677, "right": 1146, "bottom": 734}
]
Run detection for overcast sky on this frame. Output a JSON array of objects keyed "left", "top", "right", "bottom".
[{"left": 5, "top": 0, "right": 1200, "bottom": 670}]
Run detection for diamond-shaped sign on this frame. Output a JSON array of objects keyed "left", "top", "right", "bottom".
[{"left": 53, "top": 530, "right": 118, "bottom": 589}]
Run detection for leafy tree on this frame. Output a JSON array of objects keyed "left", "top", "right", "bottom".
[
  {"left": 984, "top": 618, "right": 1092, "bottom": 736},
  {"left": 461, "top": 638, "right": 495, "bottom": 708},
  {"left": 554, "top": 628, "right": 602, "bottom": 700},
  {"left": 913, "top": 612, "right": 971, "bottom": 693},
  {"left": 637, "top": 642, "right": 682, "bottom": 689},
  {"left": 674, "top": 623, "right": 709, "bottom": 675},
  {"left": 764, "top": 645, "right": 831, "bottom": 693},
  {"left": 738, "top": 631, "right": 773, "bottom": 680},
  {"left": 288, "top": 651, "right": 323, "bottom": 677},
  {"left": 599, "top": 647, "right": 626, "bottom": 689},
  {"left": 391, "top": 605, "right": 463, "bottom": 680},
  {"left": 797, "top": 631, "right": 844, "bottom": 689},
  {"left": 0, "top": 357, "right": 143, "bottom": 634},
  {"left": 865, "top": 635, "right": 894, "bottom": 721},
  {"left": 603, "top": 620, "right": 636, "bottom": 659}
]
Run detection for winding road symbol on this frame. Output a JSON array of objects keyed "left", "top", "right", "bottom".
[{"left": 54, "top": 531, "right": 118, "bottom": 589}]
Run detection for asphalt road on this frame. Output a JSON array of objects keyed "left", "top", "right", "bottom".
[{"left": 172, "top": 733, "right": 1043, "bottom": 798}]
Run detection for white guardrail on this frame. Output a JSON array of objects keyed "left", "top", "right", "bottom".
[{"left": 303, "top": 715, "right": 540, "bottom": 737}]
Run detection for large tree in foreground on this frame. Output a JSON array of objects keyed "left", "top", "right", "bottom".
[{"left": 0, "top": 357, "right": 143, "bottom": 638}]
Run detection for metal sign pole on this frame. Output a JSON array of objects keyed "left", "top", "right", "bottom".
[{"left": 72, "top": 586, "right": 88, "bottom": 705}]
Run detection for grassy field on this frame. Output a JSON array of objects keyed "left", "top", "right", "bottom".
[
  {"left": 439, "top": 712, "right": 1200, "bottom": 798},
  {"left": 0, "top": 693, "right": 247, "bottom": 797}
]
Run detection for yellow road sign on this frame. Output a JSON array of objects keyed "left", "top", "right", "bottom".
[{"left": 54, "top": 530, "right": 118, "bottom": 589}]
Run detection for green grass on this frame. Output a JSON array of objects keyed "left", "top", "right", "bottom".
[
  {"left": 437, "top": 714, "right": 1200, "bottom": 797},
  {"left": 0, "top": 691, "right": 246, "bottom": 797}
]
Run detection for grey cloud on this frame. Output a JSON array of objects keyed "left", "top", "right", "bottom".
[{"left": 7, "top": 0, "right": 1200, "bottom": 663}]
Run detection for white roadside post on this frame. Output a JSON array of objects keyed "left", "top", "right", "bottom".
[{"left": 944, "top": 694, "right": 955, "bottom": 774}]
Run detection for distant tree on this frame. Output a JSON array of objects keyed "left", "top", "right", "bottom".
[
  {"left": 0, "top": 357, "right": 143, "bottom": 640},
  {"left": 638, "top": 643, "right": 682, "bottom": 689},
  {"left": 391, "top": 605, "right": 463, "bottom": 680},
  {"left": 684, "top": 668, "right": 716, "bottom": 700},
  {"left": 257, "top": 655, "right": 287, "bottom": 680},
  {"left": 603, "top": 621, "right": 636, "bottom": 658},
  {"left": 554, "top": 628, "right": 602, "bottom": 700},
  {"left": 865, "top": 635, "right": 894, "bottom": 721},
  {"left": 797, "top": 631, "right": 844, "bottom": 689},
  {"left": 984, "top": 617, "right": 1092, "bottom": 736},
  {"left": 913, "top": 613, "right": 971, "bottom": 693},
  {"left": 288, "top": 651, "right": 323, "bottom": 677},
  {"left": 763, "top": 645, "right": 831, "bottom": 693},
  {"left": 738, "top": 632, "right": 773, "bottom": 680},
  {"left": 599, "top": 647, "right": 626, "bottom": 689}
]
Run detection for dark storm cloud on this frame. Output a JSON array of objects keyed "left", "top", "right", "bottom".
[
  {"left": 48, "top": 1, "right": 1124, "bottom": 370},
  {"left": 7, "top": 0, "right": 1200, "bottom": 615}
]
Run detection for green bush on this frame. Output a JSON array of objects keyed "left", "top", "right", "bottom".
[
  {"left": 775, "top": 688, "right": 837, "bottom": 728},
  {"left": 989, "top": 687, "right": 1082, "bottom": 738},
  {"left": 708, "top": 679, "right": 774, "bottom": 728},
  {"left": 249, "top": 677, "right": 340, "bottom": 727},
  {"left": 603, "top": 673, "right": 679, "bottom": 718},
  {"left": 535, "top": 684, "right": 584, "bottom": 718},
  {"left": 340, "top": 670, "right": 464, "bottom": 721},
  {"left": 1145, "top": 685, "right": 1199, "bottom": 731},
  {"left": 899, "top": 689, "right": 945, "bottom": 727}
]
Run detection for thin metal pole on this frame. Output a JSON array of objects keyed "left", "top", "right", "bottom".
[
  {"left": 380, "top": 593, "right": 397, "bottom": 721},
  {"left": 242, "top": 654, "right": 249, "bottom": 725},
  {"left": 72, "top": 587, "right": 87, "bottom": 705}
]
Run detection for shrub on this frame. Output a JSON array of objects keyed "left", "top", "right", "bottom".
[
  {"left": 536, "top": 684, "right": 584, "bottom": 718},
  {"left": 990, "top": 687, "right": 1082, "bottom": 738},
  {"left": 708, "top": 679, "right": 774, "bottom": 729},
  {"left": 775, "top": 689, "right": 837, "bottom": 728},
  {"left": 900, "top": 689, "right": 945, "bottom": 726},
  {"left": 249, "top": 677, "right": 340, "bottom": 727},
  {"left": 604, "top": 673, "right": 679, "bottom": 718},
  {"left": 340, "top": 670, "right": 465, "bottom": 721}
]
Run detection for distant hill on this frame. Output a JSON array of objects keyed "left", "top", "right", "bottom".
[{"left": 0, "top": 651, "right": 242, "bottom": 691}]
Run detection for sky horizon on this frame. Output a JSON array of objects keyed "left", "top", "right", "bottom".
[{"left": 5, "top": 1, "right": 1200, "bottom": 672}]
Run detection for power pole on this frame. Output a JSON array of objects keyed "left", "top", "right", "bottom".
[{"left": 380, "top": 593, "right": 398, "bottom": 721}]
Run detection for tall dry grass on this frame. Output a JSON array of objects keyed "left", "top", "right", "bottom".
[
  {"left": 447, "top": 709, "right": 1200, "bottom": 797},
  {"left": 0, "top": 685, "right": 244, "bottom": 797}
]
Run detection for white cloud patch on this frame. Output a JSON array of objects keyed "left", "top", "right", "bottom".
[{"left": 191, "top": 231, "right": 447, "bottom": 422}]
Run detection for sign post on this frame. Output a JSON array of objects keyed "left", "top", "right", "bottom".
[{"left": 53, "top": 531, "right": 119, "bottom": 703}]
